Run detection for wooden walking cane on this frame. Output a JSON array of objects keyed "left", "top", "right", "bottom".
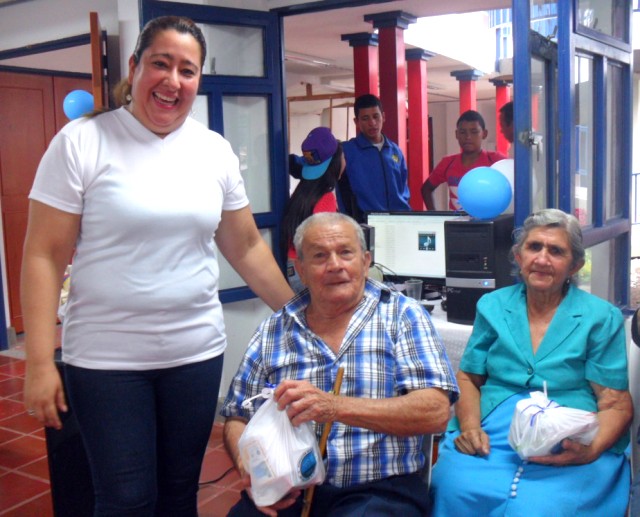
[{"left": 300, "top": 366, "right": 344, "bottom": 517}]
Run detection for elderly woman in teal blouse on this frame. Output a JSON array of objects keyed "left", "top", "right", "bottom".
[{"left": 430, "top": 209, "right": 632, "bottom": 516}]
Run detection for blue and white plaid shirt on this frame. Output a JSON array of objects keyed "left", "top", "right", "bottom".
[{"left": 220, "top": 279, "right": 458, "bottom": 488}]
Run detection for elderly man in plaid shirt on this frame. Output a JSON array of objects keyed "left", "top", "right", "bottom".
[{"left": 221, "top": 212, "right": 458, "bottom": 517}]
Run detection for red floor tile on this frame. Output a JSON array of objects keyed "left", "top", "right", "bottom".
[
  {"left": 0, "top": 377, "right": 24, "bottom": 398},
  {"left": 0, "top": 472, "right": 49, "bottom": 512},
  {"left": 0, "top": 427, "right": 21, "bottom": 445},
  {"left": 0, "top": 398, "right": 25, "bottom": 420},
  {"left": 1, "top": 491, "right": 54, "bottom": 517},
  {"left": 209, "top": 422, "right": 224, "bottom": 445},
  {"left": 201, "top": 451, "right": 241, "bottom": 490},
  {"left": 197, "top": 487, "right": 242, "bottom": 517},
  {"left": 30, "top": 428, "right": 46, "bottom": 440},
  {"left": 0, "top": 356, "right": 16, "bottom": 367},
  {"left": 0, "top": 412, "right": 43, "bottom": 435},
  {"left": 0, "top": 360, "right": 26, "bottom": 377},
  {"left": 0, "top": 435, "right": 47, "bottom": 469},
  {"left": 18, "top": 456, "right": 51, "bottom": 482},
  {"left": 201, "top": 447, "right": 235, "bottom": 480}
]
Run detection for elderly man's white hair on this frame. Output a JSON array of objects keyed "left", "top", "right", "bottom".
[{"left": 293, "top": 212, "right": 366, "bottom": 259}]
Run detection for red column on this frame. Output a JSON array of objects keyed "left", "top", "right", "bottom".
[
  {"left": 406, "top": 48, "right": 436, "bottom": 211},
  {"left": 492, "top": 78, "right": 512, "bottom": 155},
  {"left": 450, "top": 69, "right": 483, "bottom": 114},
  {"left": 340, "top": 32, "right": 379, "bottom": 99},
  {"left": 364, "top": 11, "right": 417, "bottom": 158}
]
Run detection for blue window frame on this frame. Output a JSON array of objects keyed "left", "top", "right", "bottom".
[{"left": 574, "top": 0, "right": 631, "bottom": 51}]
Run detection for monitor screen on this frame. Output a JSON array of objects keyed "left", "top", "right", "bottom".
[{"left": 365, "top": 211, "right": 465, "bottom": 281}]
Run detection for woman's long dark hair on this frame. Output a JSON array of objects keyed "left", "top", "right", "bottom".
[{"left": 281, "top": 144, "right": 343, "bottom": 259}]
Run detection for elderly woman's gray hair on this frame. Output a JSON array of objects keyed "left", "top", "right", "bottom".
[
  {"left": 511, "top": 209, "right": 585, "bottom": 269},
  {"left": 293, "top": 212, "right": 366, "bottom": 259}
]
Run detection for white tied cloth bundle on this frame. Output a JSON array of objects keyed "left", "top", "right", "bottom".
[
  {"left": 238, "top": 387, "right": 326, "bottom": 507},
  {"left": 508, "top": 389, "right": 599, "bottom": 459}
]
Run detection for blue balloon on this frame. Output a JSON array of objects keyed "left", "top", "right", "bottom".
[
  {"left": 63, "top": 90, "right": 94, "bottom": 120},
  {"left": 458, "top": 166, "right": 513, "bottom": 220}
]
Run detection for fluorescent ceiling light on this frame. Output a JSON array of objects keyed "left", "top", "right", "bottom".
[{"left": 285, "top": 51, "right": 335, "bottom": 68}]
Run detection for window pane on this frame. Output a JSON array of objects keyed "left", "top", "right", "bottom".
[
  {"left": 531, "top": 57, "right": 548, "bottom": 212},
  {"left": 574, "top": 54, "right": 594, "bottom": 226},
  {"left": 222, "top": 96, "right": 271, "bottom": 213},
  {"left": 191, "top": 95, "right": 209, "bottom": 127},
  {"left": 606, "top": 62, "right": 624, "bottom": 219},
  {"left": 530, "top": 1, "right": 558, "bottom": 39},
  {"left": 577, "top": 0, "right": 628, "bottom": 42},
  {"left": 197, "top": 23, "right": 264, "bottom": 77},
  {"left": 576, "top": 239, "right": 616, "bottom": 301}
]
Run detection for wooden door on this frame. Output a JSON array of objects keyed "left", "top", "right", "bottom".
[{"left": 0, "top": 71, "right": 90, "bottom": 333}]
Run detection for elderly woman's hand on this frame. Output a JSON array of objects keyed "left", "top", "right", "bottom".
[
  {"left": 454, "top": 427, "right": 491, "bottom": 456},
  {"left": 527, "top": 438, "right": 598, "bottom": 466},
  {"left": 530, "top": 383, "right": 633, "bottom": 467}
]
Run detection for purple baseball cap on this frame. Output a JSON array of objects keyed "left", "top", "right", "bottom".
[{"left": 301, "top": 127, "right": 338, "bottom": 180}]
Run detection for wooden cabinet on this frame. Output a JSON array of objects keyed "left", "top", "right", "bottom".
[{"left": 0, "top": 70, "right": 91, "bottom": 333}]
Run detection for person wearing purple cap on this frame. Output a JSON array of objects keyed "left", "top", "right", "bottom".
[{"left": 282, "top": 127, "right": 345, "bottom": 292}]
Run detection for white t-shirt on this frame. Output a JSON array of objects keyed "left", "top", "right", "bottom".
[{"left": 30, "top": 108, "right": 248, "bottom": 370}]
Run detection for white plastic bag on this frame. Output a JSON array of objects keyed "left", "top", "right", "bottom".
[
  {"left": 238, "top": 387, "right": 326, "bottom": 507},
  {"left": 508, "top": 389, "right": 599, "bottom": 459}
]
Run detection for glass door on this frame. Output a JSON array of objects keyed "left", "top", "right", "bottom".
[
  {"left": 529, "top": 31, "right": 557, "bottom": 214},
  {"left": 512, "top": 0, "right": 559, "bottom": 225}
]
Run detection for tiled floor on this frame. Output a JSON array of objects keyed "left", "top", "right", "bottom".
[{"left": 0, "top": 350, "right": 242, "bottom": 517}]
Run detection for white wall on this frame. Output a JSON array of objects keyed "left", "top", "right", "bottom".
[
  {"left": 221, "top": 299, "right": 275, "bottom": 395},
  {"left": 0, "top": 0, "right": 120, "bottom": 49},
  {"left": 0, "top": 0, "right": 126, "bottom": 83}
]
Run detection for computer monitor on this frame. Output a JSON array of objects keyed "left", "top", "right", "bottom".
[{"left": 365, "top": 211, "right": 465, "bottom": 285}]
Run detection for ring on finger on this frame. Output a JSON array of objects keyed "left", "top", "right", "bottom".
[{"left": 27, "top": 409, "right": 36, "bottom": 416}]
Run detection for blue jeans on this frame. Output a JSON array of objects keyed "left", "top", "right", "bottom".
[{"left": 64, "top": 355, "right": 223, "bottom": 517}]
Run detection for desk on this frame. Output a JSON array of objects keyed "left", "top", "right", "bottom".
[{"left": 425, "top": 300, "right": 473, "bottom": 373}]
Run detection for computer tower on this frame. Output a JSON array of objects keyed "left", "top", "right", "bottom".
[
  {"left": 444, "top": 214, "right": 515, "bottom": 324},
  {"left": 45, "top": 349, "right": 94, "bottom": 517}
]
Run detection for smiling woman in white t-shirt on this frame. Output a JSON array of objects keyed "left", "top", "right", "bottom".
[{"left": 21, "top": 15, "right": 293, "bottom": 516}]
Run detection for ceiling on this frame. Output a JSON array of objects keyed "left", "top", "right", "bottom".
[
  {"left": 0, "top": 0, "right": 512, "bottom": 104},
  {"left": 282, "top": 0, "right": 511, "bottom": 105}
]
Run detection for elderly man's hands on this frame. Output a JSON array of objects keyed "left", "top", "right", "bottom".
[
  {"left": 454, "top": 427, "right": 491, "bottom": 456},
  {"left": 231, "top": 425, "right": 302, "bottom": 517},
  {"left": 249, "top": 487, "right": 301, "bottom": 517},
  {"left": 274, "top": 379, "right": 339, "bottom": 426}
]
